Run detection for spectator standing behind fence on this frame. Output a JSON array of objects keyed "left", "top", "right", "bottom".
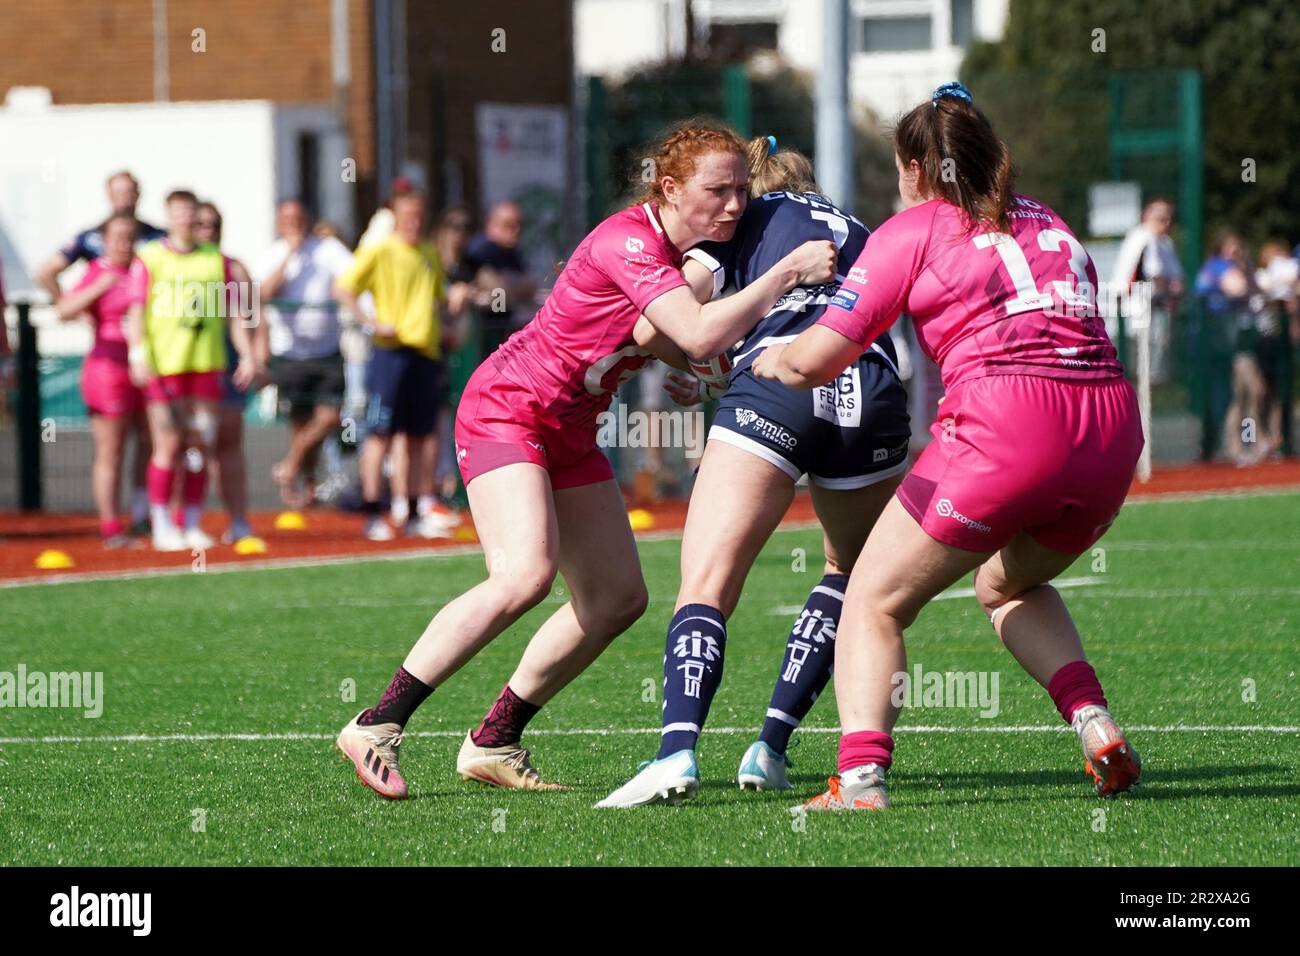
[
  {"left": 421, "top": 208, "right": 475, "bottom": 516},
  {"left": 125, "top": 190, "right": 261, "bottom": 552},
  {"left": 38, "top": 170, "right": 165, "bottom": 533},
  {"left": 385, "top": 208, "right": 474, "bottom": 536},
  {"left": 193, "top": 202, "right": 269, "bottom": 549},
  {"left": 334, "top": 189, "right": 458, "bottom": 542},
  {"left": 464, "top": 201, "right": 538, "bottom": 357},
  {"left": 36, "top": 171, "right": 167, "bottom": 299},
  {"left": 1197, "top": 230, "right": 1269, "bottom": 466},
  {"left": 1254, "top": 241, "right": 1299, "bottom": 455},
  {"left": 1111, "top": 198, "right": 1184, "bottom": 384},
  {"left": 54, "top": 214, "right": 150, "bottom": 547},
  {"left": 252, "top": 198, "right": 354, "bottom": 509}
]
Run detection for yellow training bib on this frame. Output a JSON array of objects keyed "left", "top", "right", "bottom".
[{"left": 139, "top": 240, "right": 229, "bottom": 376}]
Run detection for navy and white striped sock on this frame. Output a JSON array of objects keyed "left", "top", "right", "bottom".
[
  {"left": 657, "top": 604, "right": 727, "bottom": 759},
  {"left": 759, "top": 573, "right": 846, "bottom": 754}
]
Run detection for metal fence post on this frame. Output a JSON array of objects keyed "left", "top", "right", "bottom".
[{"left": 16, "top": 301, "right": 42, "bottom": 510}]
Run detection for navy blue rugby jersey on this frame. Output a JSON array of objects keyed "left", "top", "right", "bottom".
[{"left": 685, "top": 190, "right": 898, "bottom": 376}]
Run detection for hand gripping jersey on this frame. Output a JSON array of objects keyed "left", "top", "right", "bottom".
[
  {"left": 486, "top": 202, "right": 688, "bottom": 434},
  {"left": 685, "top": 190, "right": 910, "bottom": 489},
  {"left": 686, "top": 190, "right": 899, "bottom": 376},
  {"left": 819, "top": 195, "right": 1123, "bottom": 390}
]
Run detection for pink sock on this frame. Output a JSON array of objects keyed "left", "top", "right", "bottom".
[
  {"left": 182, "top": 468, "right": 207, "bottom": 507},
  {"left": 838, "top": 730, "right": 894, "bottom": 773},
  {"left": 100, "top": 516, "right": 124, "bottom": 538},
  {"left": 1047, "top": 660, "right": 1108, "bottom": 724},
  {"left": 182, "top": 470, "right": 207, "bottom": 529},
  {"left": 146, "top": 463, "right": 175, "bottom": 505}
]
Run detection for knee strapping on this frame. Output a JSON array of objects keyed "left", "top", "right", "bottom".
[
  {"left": 189, "top": 409, "right": 217, "bottom": 451},
  {"left": 984, "top": 582, "right": 1051, "bottom": 631}
]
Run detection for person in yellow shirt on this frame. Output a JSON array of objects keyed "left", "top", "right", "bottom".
[
  {"left": 125, "top": 190, "right": 260, "bottom": 551},
  {"left": 335, "top": 189, "right": 462, "bottom": 541}
]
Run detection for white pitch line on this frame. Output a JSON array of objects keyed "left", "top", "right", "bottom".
[
  {"left": 768, "top": 576, "right": 1106, "bottom": 615},
  {"left": 1, "top": 724, "right": 1297, "bottom": 746},
  {"left": 1103, "top": 540, "right": 1300, "bottom": 550},
  {"left": 1123, "top": 485, "right": 1300, "bottom": 506}
]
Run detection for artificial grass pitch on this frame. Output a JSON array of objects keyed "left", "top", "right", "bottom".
[{"left": 2, "top": 491, "right": 1297, "bottom": 866}]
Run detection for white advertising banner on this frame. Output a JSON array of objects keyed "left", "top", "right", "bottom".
[{"left": 475, "top": 102, "right": 569, "bottom": 285}]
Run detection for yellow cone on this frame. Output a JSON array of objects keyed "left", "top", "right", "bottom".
[
  {"left": 233, "top": 536, "right": 268, "bottom": 556},
  {"left": 627, "top": 508, "right": 655, "bottom": 531},
  {"left": 274, "top": 511, "right": 307, "bottom": 531},
  {"left": 35, "top": 549, "right": 76, "bottom": 570}
]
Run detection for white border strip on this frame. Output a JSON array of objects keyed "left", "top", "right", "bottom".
[
  {"left": 3, "top": 486, "right": 1296, "bottom": 591},
  {"left": 0, "top": 527, "right": 702, "bottom": 591}
]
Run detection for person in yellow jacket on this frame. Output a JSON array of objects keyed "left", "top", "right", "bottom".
[
  {"left": 126, "top": 190, "right": 262, "bottom": 551},
  {"left": 335, "top": 188, "right": 463, "bottom": 541}
]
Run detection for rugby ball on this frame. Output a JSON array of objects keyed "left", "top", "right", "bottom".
[{"left": 687, "top": 351, "right": 733, "bottom": 380}]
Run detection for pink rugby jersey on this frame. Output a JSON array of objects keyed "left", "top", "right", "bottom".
[
  {"left": 74, "top": 258, "right": 136, "bottom": 363},
  {"left": 820, "top": 195, "right": 1122, "bottom": 390},
  {"left": 489, "top": 202, "right": 688, "bottom": 432}
]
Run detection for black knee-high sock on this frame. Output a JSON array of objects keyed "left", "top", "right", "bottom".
[
  {"left": 471, "top": 683, "right": 542, "bottom": 747},
  {"left": 657, "top": 604, "right": 727, "bottom": 759},
  {"left": 359, "top": 666, "right": 433, "bottom": 727},
  {"left": 758, "top": 573, "right": 846, "bottom": 753}
]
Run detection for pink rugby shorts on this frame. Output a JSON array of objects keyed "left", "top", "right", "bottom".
[
  {"left": 82, "top": 355, "right": 145, "bottom": 418},
  {"left": 896, "top": 374, "right": 1143, "bottom": 554},
  {"left": 146, "top": 370, "right": 224, "bottom": 404},
  {"left": 454, "top": 362, "right": 614, "bottom": 491}
]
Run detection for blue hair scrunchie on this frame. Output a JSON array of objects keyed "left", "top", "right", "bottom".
[
  {"left": 932, "top": 81, "right": 973, "bottom": 107},
  {"left": 766, "top": 135, "right": 778, "bottom": 155}
]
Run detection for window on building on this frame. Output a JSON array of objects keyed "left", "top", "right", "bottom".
[
  {"left": 859, "top": 15, "right": 932, "bottom": 52},
  {"left": 951, "top": 0, "right": 975, "bottom": 47}
]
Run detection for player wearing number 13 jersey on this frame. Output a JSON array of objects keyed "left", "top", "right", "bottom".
[
  {"left": 756, "top": 83, "right": 1143, "bottom": 812},
  {"left": 336, "top": 121, "right": 839, "bottom": 799},
  {"left": 822, "top": 191, "right": 1132, "bottom": 555}
]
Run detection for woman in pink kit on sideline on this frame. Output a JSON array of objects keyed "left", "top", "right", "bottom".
[
  {"left": 336, "top": 121, "right": 838, "bottom": 799},
  {"left": 754, "top": 83, "right": 1145, "bottom": 810},
  {"left": 55, "top": 213, "right": 150, "bottom": 547}
]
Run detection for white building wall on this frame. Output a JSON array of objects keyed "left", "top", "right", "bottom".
[
  {"left": 576, "top": 0, "right": 1008, "bottom": 122},
  {"left": 0, "top": 96, "right": 349, "bottom": 357},
  {"left": 576, "top": 0, "right": 689, "bottom": 78},
  {"left": 0, "top": 98, "right": 276, "bottom": 294}
]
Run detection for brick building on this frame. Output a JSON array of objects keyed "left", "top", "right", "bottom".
[{"left": 0, "top": 0, "right": 575, "bottom": 243}]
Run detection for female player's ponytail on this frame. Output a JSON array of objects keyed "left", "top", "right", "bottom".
[
  {"left": 745, "top": 135, "right": 820, "bottom": 197},
  {"left": 894, "top": 82, "right": 1017, "bottom": 233}
]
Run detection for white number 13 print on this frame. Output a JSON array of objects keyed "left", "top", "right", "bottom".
[{"left": 974, "top": 229, "right": 1093, "bottom": 317}]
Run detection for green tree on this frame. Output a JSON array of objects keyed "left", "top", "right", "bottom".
[
  {"left": 962, "top": 0, "right": 1300, "bottom": 250},
  {"left": 598, "top": 56, "right": 895, "bottom": 225}
]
